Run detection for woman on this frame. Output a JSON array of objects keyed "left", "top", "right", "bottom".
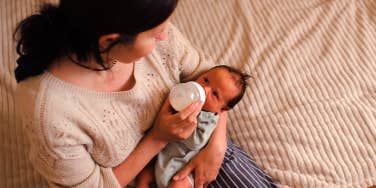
[{"left": 14, "top": 0, "right": 276, "bottom": 187}]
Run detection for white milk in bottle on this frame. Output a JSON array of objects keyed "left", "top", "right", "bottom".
[{"left": 169, "top": 81, "right": 206, "bottom": 111}]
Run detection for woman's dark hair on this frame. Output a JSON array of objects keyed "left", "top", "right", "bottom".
[{"left": 14, "top": 0, "right": 178, "bottom": 82}]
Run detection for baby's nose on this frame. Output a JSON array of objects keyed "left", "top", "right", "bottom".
[{"left": 203, "top": 86, "right": 211, "bottom": 96}]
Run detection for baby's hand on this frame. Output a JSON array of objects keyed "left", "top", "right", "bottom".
[{"left": 136, "top": 166, "right": 155, "bottom": 188}]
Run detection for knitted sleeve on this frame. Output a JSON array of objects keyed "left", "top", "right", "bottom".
[
  {"left": 29, "top": 143, "right": 121, "bottom": 188},
  {"left": 16, "top": 81, "right": 121, "bottom": 188}
]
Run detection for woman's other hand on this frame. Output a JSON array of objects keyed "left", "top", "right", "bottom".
[
  {"left": 172, "top": 142, "right": 226, "bottom": 188},
  {"left": 149, "top": 98, "right": 204, "bottom": 143},
  {"left": 172, "top": 112, "right": 228, "bottom": 188}
]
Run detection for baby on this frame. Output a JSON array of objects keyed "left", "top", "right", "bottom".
[{"left": 155, "top": 65, "right": 250, "bottom": 188}]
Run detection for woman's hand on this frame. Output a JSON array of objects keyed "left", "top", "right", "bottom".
[
  {"left": 172, "top": 112, "right": 228, "bottom": 188},
  {"left": 172, "top": 142, "right": 226, "bottom": 188},
  {"left": 149, "top": 97, "right": 204, "bottom": 143}
]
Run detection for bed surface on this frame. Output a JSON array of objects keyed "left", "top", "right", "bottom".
[
  {"left": 1, "top": 0, "right": 375, "bottom": 187},
  {"left": 172, "top": 1, "right": 376, "bottom": 187}
]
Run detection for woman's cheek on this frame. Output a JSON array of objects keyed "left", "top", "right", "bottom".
[
  {"left": 136, "top": 39, "right": 156, "bottom": 57},
  {"left": 157, "top": 32, "right": 167, "bottom": 41}
]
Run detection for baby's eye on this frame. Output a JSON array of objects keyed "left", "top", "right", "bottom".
[
  {"left": 203, "top": 78, "right": 209, "bottom": 84},
  {"left": 213, "top": 91, "right": 218, "bottom": 98}
]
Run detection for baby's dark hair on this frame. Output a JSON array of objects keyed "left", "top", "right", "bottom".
[{"left": 210, "top": 65, "right": 251, "bottom": 110}]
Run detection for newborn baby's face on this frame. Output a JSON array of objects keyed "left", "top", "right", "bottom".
[{"left": 195, "top": 67, "right": 240, "bottom": 113}]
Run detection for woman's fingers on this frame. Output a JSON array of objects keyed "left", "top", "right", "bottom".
[
  {"left": 187, "top": 101, "right": 202, "bottom": 122},
  {"left": 159, "top": 96, "right": 174, "bottom": 114},
  {"left": 177, "top": 122, "right": 197, "bottom": 139},
  {"left": 173, "top": 159, "right": 211, "bottom": 188},
  {"left": 194, "top": 178, "right": 205, "bottom": 188},
  {"left": 151, "top": 99, "right": 204, "bottom": 142},
  {"left": 173, "top": 162, "right": 194, "bottom": 181},
  {"left": 174, "top": 101, "right": 203, "bottom": 122},
  {"left": 174, "top": 101, "right": 203, "bottom": 139}
]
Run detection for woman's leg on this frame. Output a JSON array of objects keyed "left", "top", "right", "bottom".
[{"left": 208, "top": 140, "right": 278, "bottom": 188}]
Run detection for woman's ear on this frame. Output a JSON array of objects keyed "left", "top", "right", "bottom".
[{"left": 98, "top": 33, "right": 121, "bottom": 51}]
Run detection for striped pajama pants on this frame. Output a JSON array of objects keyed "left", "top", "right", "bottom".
[{"left": 208, "top": 140, "right": 277, "bottom": 188}]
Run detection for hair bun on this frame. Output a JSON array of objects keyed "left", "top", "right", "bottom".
[
  {"left": 40, "top": 4, "right": 59, "bottom": 25},
  {"left": 14, "top": 4, "right": 60, "bottom": 82}
]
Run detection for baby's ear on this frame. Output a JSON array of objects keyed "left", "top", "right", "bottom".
[{"left": 220, "top": 106, "right": 230, "bottom": 112}]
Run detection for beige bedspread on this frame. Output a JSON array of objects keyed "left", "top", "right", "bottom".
[
  {"left": 1, "top": 0, "right": 375, "bottom": 187},
  {"left": 172, "top": 0, "right": 376, "bottom": 187}
]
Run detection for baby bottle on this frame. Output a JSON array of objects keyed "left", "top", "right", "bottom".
[{"left": 169, "top": 81, "right": 206, "bottom": 111}]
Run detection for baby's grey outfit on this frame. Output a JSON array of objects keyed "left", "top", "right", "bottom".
[{"left": 155, "top": 111, "right": 218, "bottom": 188}]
